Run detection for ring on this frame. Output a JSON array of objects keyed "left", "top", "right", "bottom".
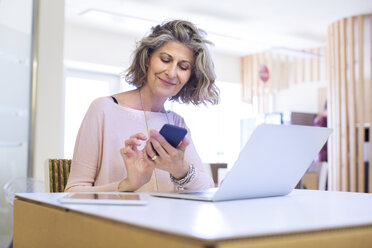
[{"left": 151, "top": 155, "right": 158, "bottom": 161}]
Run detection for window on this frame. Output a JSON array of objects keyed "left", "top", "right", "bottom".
[{"left": 63, "top": 68, "right": 134, "bottom": 158}]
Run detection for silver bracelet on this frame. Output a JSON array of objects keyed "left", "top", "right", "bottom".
[{"left": 170, "top": 164, "right": 196, "bottom": 190}]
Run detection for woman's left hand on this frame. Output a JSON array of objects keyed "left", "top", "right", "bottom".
[{"left": 144, "top": 129, "right": 190, "bottom": 179}]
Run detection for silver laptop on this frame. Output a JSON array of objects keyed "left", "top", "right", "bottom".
[{"left": 151, "top": 124, "right": 332, "bottom": 202}]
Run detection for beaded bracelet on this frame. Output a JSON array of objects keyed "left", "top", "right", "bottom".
[{"left": 170, "top": 164, "right": 196, "bottom": 190}]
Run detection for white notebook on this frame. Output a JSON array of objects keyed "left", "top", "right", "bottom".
[{"left": 151, "top": 124, "right": 332, "bottom": 202}]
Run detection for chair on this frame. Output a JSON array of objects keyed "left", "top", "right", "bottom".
[{"left": 48, "top": 159, "right": 71, "bottom": 192}]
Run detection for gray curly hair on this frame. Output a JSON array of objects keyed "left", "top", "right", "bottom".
[{"left": 125, "top": 19, "right": 219, "bottom": 105}]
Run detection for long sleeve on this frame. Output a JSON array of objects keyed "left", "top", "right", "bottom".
[{"left": 65, "top": 99, "right": 122, "bottom": 192}]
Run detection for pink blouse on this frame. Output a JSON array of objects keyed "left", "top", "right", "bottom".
[{"left": 65, "top": 97, "right": 214, "bottom": 192}]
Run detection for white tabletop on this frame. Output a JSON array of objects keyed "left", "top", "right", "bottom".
[{"left": 16, "top": 189, "right": 372, "bottom": 241}]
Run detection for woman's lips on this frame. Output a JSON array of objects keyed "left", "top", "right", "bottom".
[{"left": 159, "top": 78, "right": 176, "bottom": 86}]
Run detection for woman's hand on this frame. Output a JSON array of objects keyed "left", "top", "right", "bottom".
[
  {"left": 144, "top": 129, "right": 190, "bottom": 179},
  {"left": 119, "top": 133, "right": 155, "bottom": 191}
]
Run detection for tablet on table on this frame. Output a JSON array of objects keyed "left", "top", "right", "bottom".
[{"left": 58, "top": 192, "right": 148, "bottom": 205}]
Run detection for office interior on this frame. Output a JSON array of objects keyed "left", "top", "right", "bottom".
[{"left": 1, "top": 0, "right": 372, "bottom": 247}]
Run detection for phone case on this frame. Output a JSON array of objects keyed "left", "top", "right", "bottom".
[{"left": 159, "top": 124, "right": 187, "bottom": 148}]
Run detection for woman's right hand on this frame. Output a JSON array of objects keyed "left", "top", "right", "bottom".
[{"left": 118, "top": 133, "right": 155, "bottom": 191}]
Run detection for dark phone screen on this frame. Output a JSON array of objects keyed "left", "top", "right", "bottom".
[{"left": 159, "top": 124, "right": 187, "bottom": 148}]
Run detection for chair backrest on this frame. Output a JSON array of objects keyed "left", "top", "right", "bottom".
[{"left": 48, "top": 159, "right": 71, "bottom": 192}]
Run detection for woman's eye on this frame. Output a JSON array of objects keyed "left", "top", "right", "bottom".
[
  {"left": 179, "top": 64, "right": 190, "bottom": 71},
  {"left": 161, "top": 57, "right": 170, "bottom": 63}
]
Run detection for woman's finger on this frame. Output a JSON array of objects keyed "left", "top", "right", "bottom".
[
  {"left": 142, "top": 151, "right": 154, "bottom": 165},
  {"left": 177, "top": 136, "right": 190, "bottom": 152},
  {"left": 120, "top": 146, "right": 135, "bottom": 158},
  {"left": 149, "top": 129, "right": 174, "bottom": 154},
  {"left": 145, "top": 140, "right": 157, "bottom": 160},
  {"left": 149, "top": 138, "right": 169, "bottom": 159},
  {"left": 125, "top": 138, "right": 140, "bottom": 147},
  {"left": 133, "top": 132, "right": 148, "bottom": 141},
  {"left": 125, "top": 132, "right": 147, "bottom": 147}
]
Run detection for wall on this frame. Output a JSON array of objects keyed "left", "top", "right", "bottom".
[
  {"left": 64, "top": 25, "right": 136, "bottom": 70},
  {"left": 0, "top": 0, "right": 35, "bottom": 245},
  {"left": 273, "top": 53, "right": 328, "bottom": 114},
  {"left": 33, "top": 0, "right": 65, "bottom": 181}
]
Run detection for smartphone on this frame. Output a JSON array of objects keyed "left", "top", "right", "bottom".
[{"left": 159, "top": 124, "right": 187, "bottom": 148}]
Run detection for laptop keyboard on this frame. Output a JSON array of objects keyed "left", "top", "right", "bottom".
[{"left": 179, "top": 188, "right": 217, "bottom": 197}]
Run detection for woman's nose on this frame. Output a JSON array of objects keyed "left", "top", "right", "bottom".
[{"left": 166, "top": 63, "right": 177, "bottom": 78}]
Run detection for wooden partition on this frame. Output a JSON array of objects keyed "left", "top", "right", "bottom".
[
  {"left": 241, "top": 48, "right": 324, "bottom": 112},
  {"left": 327, "top": 14, "right": 372, "bottom": 192}
]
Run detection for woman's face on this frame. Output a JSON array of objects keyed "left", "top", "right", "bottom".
[{"left": 146, "top": 41, "right": 194, "bottom": 98}]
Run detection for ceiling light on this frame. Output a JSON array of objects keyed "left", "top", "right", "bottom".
[{"left": 79, "top": 8, "right": 159, "bottom": 27}]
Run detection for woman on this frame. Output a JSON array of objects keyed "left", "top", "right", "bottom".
[{"left": 65, "top": 20, "right": 219, "bottom": 192}]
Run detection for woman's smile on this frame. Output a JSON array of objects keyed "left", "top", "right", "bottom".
[{"left": 158, "top": 76, "right": 177, "bottom": 87}]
